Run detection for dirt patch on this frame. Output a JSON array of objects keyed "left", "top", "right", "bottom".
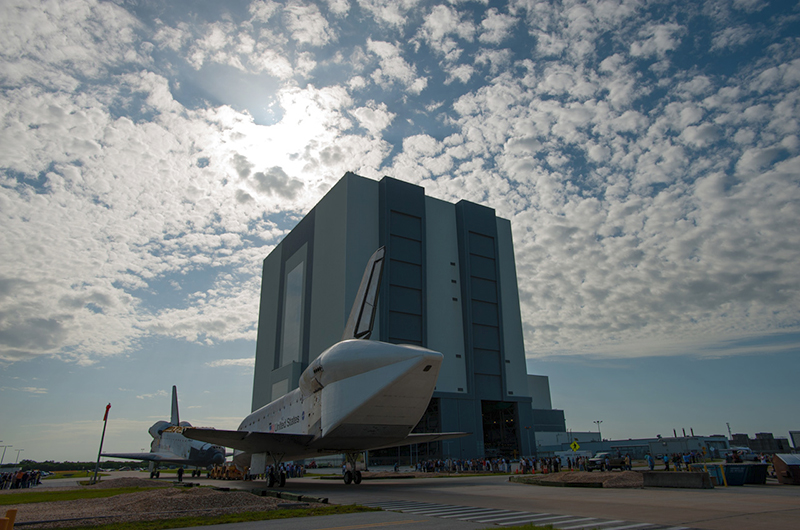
[
  {"left": 4, "top": 478, "right": 325, "bottom": 528},
  {"left": 511, "top": 471, "right": 643, "bottom": 488}
]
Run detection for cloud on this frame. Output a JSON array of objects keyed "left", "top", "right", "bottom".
[
  {"left": 1, "top": 0, "right": 799, "bottom": 370},
  {"left": 367, "top": 39, "right": 428, "bottom": 94},
  {"left": 252, "top": 167, "right": 305, "bottom": 199},
  {"left": 351, "top": 101, "right": 395, "bottom": 134},
  {"left": 417, "top": 4, "right": 475, "bottom": 60},
  {"left": 357, "top": 0, "right": 421, "bottom": 28},
  {"left": 630, "top": 23, "right": 684, "bottom": 59},
  {"left": 206, "top": 358, "right": 255, "bottom": 368},
  {"left": 283, "top": 1, "right": 336, "bottom": 47},
  {"left": 136, "top": 390, "right": 169, "bottom": 400},
  {"left": 479, "top": 8, "right": 517, "bottom": 44},
  {"left": 0, "top": 386, "right": 48, "bottom": 394}
]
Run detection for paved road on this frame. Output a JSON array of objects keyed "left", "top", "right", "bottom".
[
  {"left": 223, "top": 473, "right": 800, "bottom": 530},
  {"left": 40, "top": 472, "right": 800, "bottom": 530}
]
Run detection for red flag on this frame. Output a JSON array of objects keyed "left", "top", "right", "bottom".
[{"left": 103, "top": 403, "right": 111, "bottom": 421}]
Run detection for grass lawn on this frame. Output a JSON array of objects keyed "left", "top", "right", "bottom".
[
  {"left": 0, "top": 486, "right": 164, "bottom": 505},
  {"left": 43, "top": 470, "right": 103, "bottom": 480}
]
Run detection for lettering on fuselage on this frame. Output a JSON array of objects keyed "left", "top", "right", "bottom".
[{"left": 273, "top": 415, "right": 301, "bottom": 432}]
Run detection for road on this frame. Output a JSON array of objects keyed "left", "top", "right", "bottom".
[{"left": 41, "top": 471, "right": 800, "bottom": 530}]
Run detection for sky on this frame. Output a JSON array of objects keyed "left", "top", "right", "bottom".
[{"left": 1, "top": 0, "right": 799, "bottom": 463}]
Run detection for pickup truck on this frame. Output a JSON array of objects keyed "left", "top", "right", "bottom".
[{"left": 586, "top": 452, "right": 626, "bottom": 471}]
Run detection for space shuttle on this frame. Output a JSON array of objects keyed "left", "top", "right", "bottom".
[
  {"left": 185, "top": 247, "right": 466, "bottom": 486},
  {"left": 103, "top": 386, "right": 226, "bottom": 478}
]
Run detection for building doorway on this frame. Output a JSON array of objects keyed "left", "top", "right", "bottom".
[{"left": 481, "top": 401, "right": 519, "bottom": 458}]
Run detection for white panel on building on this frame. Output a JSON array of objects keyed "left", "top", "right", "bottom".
[{"left": 425, "top": 197, "right": 467, "bottom": 393}]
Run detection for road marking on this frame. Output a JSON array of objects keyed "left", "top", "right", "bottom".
[
  {"left": 606, "top": 523, "right": 655, "bottom": 530},
  {"left": 314, "top": 521, "right": 425, "bottom": 530},
  {"left": 496, "top": 515, "right": 577, "bottom": 526},
  {"left": 554, "top": 517, "right": 609, "bottom": 529},
  {"left": 438, "top": 508, "right": 509, "bottom": 518},
  {"left": 363, "top": 500, "right": 697, "bottom": 530}
]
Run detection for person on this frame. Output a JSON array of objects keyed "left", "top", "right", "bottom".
[
  {"left": 663, "top": 454, "right": 669, "bottom": 471},
  {"left": 177, "top": 467, "right": 184, "bottom": 482},
  {"left": 645, "top": 454, "right": 654, "bottom": 471}
]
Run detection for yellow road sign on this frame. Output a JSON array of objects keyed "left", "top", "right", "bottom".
[{"left": 570, "top": 441, "right": 580, "bottom": 451}]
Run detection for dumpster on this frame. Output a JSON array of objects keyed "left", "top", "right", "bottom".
[
  {"left": 690, "top": 463, "right": 723, "bottom": 486},
  {"left": 744, "top": 463, "right": 769, "bottom": 484},
  {"left": 722, "top": 464, "right": 748, "bottom": 486},
  {"left": 773, "top": 454, "right": 800, "bottom": 485}
]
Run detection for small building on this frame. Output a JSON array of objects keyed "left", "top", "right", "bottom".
[{"left": 732, "top": 432, "right": 792, "bottom": 454}]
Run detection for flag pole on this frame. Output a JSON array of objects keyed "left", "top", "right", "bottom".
[{"left": 92, "top": 403, "right": 111, "bottom": 484}]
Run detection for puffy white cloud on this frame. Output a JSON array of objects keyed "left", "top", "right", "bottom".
[
  {"left": 283, "top": 1, "right": 336, "bottom": 47},
  {"left": 367, "top": 39, "right": 428, "bottom": 94},
  {"left": 630, "top": 23, "right": 684, "bottom": 58},
  {"left": 351, "top": 101, "right": 395, "bottom": 134},
  {"left": 479, "top": 8, "right": 517, "bottom": 44},
  {"left": 356, "top": 0, "right": 421, "bottom": 28},
  {"left": 249, "top": 0, "right": 281, "bottom": 22},
  {"left": 417, "top": 4, "right": 476, "bottom": 57}
]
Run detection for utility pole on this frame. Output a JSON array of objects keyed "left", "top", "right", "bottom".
[
  {"left": 0, "top": 444, "right": 10, "bottom": 465},
  {"left": 726, "top": 422, "right": 732, "bottom": 440},
  {"left": 14, "top": 449, "right": 23, "bottom": 464}
]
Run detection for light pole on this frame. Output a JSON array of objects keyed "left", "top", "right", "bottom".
[
  {"left": 14, "top": 449, "right": 23, "bottom": 464},
  {"left": 594, "top": 420, "right": 603, "bottom": 441},
  {"left": 0, "top": 445, "right": 10, "bottom": 465}
]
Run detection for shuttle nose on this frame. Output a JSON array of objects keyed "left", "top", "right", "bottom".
[
  {"left": 211, "top": 449, "right": 225, "bottom": 465},
  {"left": 316, "top": 340, "right": 441, "bottom": 380}
]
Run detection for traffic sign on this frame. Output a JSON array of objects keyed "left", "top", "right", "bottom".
[{"left": 570, "top": 441, "right": 580, "bottom": 451}]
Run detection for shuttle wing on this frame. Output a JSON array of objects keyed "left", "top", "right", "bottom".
[
  {"left": 102, "top": 452, "right": 194, "bottom": 465},
  {"left": 184, "top": 428, "right": 314, "bottom": 455},
  {"left": 369, "top": 431, "right": 470, "bottom": 451}
]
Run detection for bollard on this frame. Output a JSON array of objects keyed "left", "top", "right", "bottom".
[{"left": 719, "top": 464, "right": 728, "bottom": 487}]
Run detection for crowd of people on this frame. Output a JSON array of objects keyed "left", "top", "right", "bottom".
[
  {"left": 401, "top": 456, "right": 594, "bottom": 474},
  {"left": 0, "top": 470, "right": 42, "bottom": 489},
  {"left": 398, "top": 458, "right": 514, "bottom": 474},
  {"left": 644, "top": 451, "right": 706, "bottom": 471}
]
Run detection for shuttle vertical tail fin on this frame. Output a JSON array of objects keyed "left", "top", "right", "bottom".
[
  {"left": 341, "top": 247, "right": 385, "bottom": 340},
  {"left": 170, "top": 385, "right": 180, "bottom": 426}
]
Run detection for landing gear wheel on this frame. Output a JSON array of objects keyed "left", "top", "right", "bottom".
[
  {"left": 267, "top": 471, "right": 276, "bottom": 487},
  {"left": 343, "top": 470, "right": 353, "bottom": 485},
  {"left": 279, "top": 472, "right": 286, "bottom": 487},
  {"left": 155, "top": 471, "right": 160, "bottom": 478},
  {"left": 353, "top": 470, "right": 362, "bottom": 484},
  {"left": 150, "top": 471, "right": 155, "bottom": 479}
]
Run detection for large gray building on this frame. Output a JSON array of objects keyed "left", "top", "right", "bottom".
[{"left": 251, "top": 172, "right": 563, "bottom": 460}]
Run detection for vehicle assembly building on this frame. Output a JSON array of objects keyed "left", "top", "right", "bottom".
[{"left": 251, "top": 172, "right": 564, "bottom": 460}]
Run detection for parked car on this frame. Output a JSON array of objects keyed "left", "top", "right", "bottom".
[{"left": 586, "top": 452, "right": 626, "bottom": 471}]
